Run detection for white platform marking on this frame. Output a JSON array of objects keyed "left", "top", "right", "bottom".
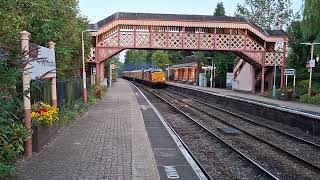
[
  {"left": 164, "top": 166, "right": 180, "bottom": 179},
  {"left": 131, "top": 83, "right": 208, "bottom": 180}
]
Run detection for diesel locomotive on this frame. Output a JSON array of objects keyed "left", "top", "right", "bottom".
[{"left": 122, "top": 68, "right": 166, "bottom": 88}]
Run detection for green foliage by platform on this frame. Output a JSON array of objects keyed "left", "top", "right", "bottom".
[
  {"left": 0, "top": 118, "right": 31, "bottom": 165},
  {"left": 235, "top": 0, "right": 294, "bottom": 30},
  {"left": 0, "top": 163, "right": 13, "bottom": 177},
  {"left": 0, "top": 1, "right": 90, "bottom": 173},
  {"left": 299, "top": 94, "right": 320, "bottom": 105},
  {"left": 0, "top": 0, "right": 91, "bottom": 78}
]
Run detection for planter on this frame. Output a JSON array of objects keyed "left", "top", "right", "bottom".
[
  {"left": 277, "top": 93, "right": 292, "bottom": 101},
  {"left": 32, "top": 123, "right": 58, "bottom": 152}
]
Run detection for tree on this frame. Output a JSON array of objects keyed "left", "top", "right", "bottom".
[
  {"left": 302, "top": 0, "right": 320, "bottom": 39},
  {"left": 150, "top": 50, "right": 171, "bottom": 70},
  {"left": 235, "top": 0, "right": 294, "bottom": 30},
  {"left": 0, "top": 0, "right": 91, "bottom": 78},
  {"left": 167, "top": 51, "right": 184, "bottom": 64},
  {"left": 123, "top": 50, "right": 151, "bottom": 70},
  {"left": 214, "top": 2, "right": 225, "bottom": 16},
  {"left": 287, "top": 21, "right": 309, "bottom": 71}
]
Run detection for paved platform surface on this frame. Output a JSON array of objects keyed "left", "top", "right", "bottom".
[
  {"left": 17, "top": 79, "right": 159, "bottom": 180},
  {"left": 167, "top": 82, "right": 320, "bottom": 116},
  {"left": 130, "top": 83, "right": 204, "bottom": 180}
]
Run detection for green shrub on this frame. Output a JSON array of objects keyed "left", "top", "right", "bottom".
[
  {"left": 299, "top": 94, "right": 320, "bottom": 105},
  {"left": 0, "top": 119, "right": 30, "bottom": 165},
  {"left": 265, "top": 88, "right": 293, "bottom": 98},
  {"left": 308, "top": 94, "right": 320, "bottom": 105},
  {"left": 87, "top": 87, "right": 97, "bottom": 105},
  {"left": 102, "top": 85, "right": 108, "bottom": 96},
  {"left": 265, "top": 90, "right": 273, "bottom": 97},
  {"left": 59, "top": 108, "right": 77, "bottom": 128},
  {"left": 296, "top": 80, "right": 309, "bottom": 96},
  {"left": 74, "top": 99, "right": 88, "bottom": 115},
  {"left": 0, "top": 163, "right": 13, "bottom": 177},
  {"left": 298, "top": 80, "right": 309, "bottom": 89},
  {"left": 299, "top": 94, "right": 309, "bottom": 103}
]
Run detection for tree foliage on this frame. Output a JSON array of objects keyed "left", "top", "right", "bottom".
[
  {"left": 0, "top": 1, "right": 89, "bottom": 171},
  {"left": 123, "top": 50, "right": 181, "bottom": 71},
  {"left": 150, "top": 50, "right": 171, "bottom": 69},
  {"left": 286, "top": 1, "right": 320, "bottom": 96},
  {"left": 0, "top": 0, "right": 91, "bottom": 78},
  {"left": 303, "top": 0, "right": 320, "bottom": 39},
  {"left": 235, "top": 0, "right": 294, "bottom": 30},
  {"left": 214, "top": 2, "right": 225, "bottom": 16},
  {"left": 287, "top": 21, "right": 309, "bottom": 72}
]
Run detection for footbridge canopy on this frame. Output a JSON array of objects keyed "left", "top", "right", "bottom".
[{"left": 88, "top": 12, "right": 288, "bottom": 68}]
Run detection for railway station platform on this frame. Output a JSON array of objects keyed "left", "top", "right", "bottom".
[
  {"left": 167, "top": 82, "right": 320, "bottom": 117},
  {"left": 16, "top": 79, "right": 204, "bottom": 180}
]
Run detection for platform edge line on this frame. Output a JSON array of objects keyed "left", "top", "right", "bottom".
[{"left": 131, "top": 82, "right": 208, "bottom": 180}]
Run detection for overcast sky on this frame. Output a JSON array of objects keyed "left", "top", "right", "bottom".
[{"left": 79, "top": 0, "right": 303, "bottom": 23}]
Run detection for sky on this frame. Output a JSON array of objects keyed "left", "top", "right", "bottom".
[
  {"left": 79, "top": 0, "right": 303, "bottom": 24},
  {"left": 78, "top": 0, "right": 303, "bottom": 62}
]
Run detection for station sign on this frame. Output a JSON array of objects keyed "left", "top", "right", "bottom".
[
  {"left": 284, "top": 69, "right": 296, "bottom": 76},
  {"left": 309, "top": 59, "right": 316, "bottom": 68},
  {"left": 29, "top": 43, "right": 56, "bottom": 79}
]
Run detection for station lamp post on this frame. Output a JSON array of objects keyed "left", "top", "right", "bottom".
[
  {"left": 272, "top": 60, "right": 277, "bottom": 98},
  {"left": 82, "top": 29, "right": 97, "bottom": 103},
  {"left": 207, "top": 57, "right": 215, "bottom": 88},
  {"left": 301, "top": 42, "right": 320, "bottom": 97}
]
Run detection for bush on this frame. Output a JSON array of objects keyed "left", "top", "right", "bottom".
[
  {"left": 74, "top": 99, "right": 89, "bottom": 115},
  {"left": 102, "top": 85, "right": 108, "bottom": 96},
  {"left": 309, "top": 94, "right": 320, "bottom": 105},
  {"left": 0, "top": 163, "right": 13, "bottom": 178},
  {"left": 265, "top": 88, "right": 293, "bottom": 98},
  {"left": 87, "top": 87, "right": 97, "bottom": 105},
  {"left": 299, "top": 94, "right": 309, "bottom": 103},
  {"left": 58, "top": 107, "right": 77, "bottom": 128},
  {"left": 299, "top": 94, "right": 320, "bottom": 105},
  {"left": 0, "top": 119, "right": 31, "bottom": 165}
]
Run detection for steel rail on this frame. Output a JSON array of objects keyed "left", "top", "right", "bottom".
[
  {"left": 136, "top": 83, "right": 280, "bottom": 180},
  {"left": 165, "top": 89, "right": 320, "bottom": 148},
  {"left": 160, "top": 89, "right": 320, "bottom": 172}
]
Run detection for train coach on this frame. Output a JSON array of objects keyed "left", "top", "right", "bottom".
[{"left": 122, "top": 68, "right": 166, "bottom": 88}]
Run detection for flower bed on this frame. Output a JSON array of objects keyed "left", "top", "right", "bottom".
[{"left": 31, "top": 102, "right": 59, "bottom": 152}]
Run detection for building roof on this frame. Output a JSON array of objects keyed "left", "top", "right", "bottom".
[
  {"left": 89, "top": 12, "right": 286, "bottom": 37},
  {"left": 266, "top": 30, "right": 287, "bottom": 36},
  {"left": 170, "top": 62, "right": 198, "bottom": 69}
]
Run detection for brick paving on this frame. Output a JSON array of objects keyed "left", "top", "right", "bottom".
[
  {"left": 17, "top": 79, "right": 159, "bottom": 180},
  {"left": 167, "top": 81, "right": 320, "bottom": 115}
]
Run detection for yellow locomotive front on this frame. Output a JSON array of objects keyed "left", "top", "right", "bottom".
[{"left": 150, "top": 71, "right": 166, "bottom": 84}]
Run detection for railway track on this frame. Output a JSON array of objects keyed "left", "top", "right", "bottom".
[
  {"left": 160, "top": 88, "right": 320, "bottom": 169},
  {"left": 165, "top": 88, "right": 320, "bottom": 148},
  {"left": 135, "top": 83, "right": 320, "bottom": 179},
  {"left": 156, "top": 89, "right": 320, "bottom": 178},
  {"left": 135, "top": 83, "right": 281, "bottom": 179}
]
